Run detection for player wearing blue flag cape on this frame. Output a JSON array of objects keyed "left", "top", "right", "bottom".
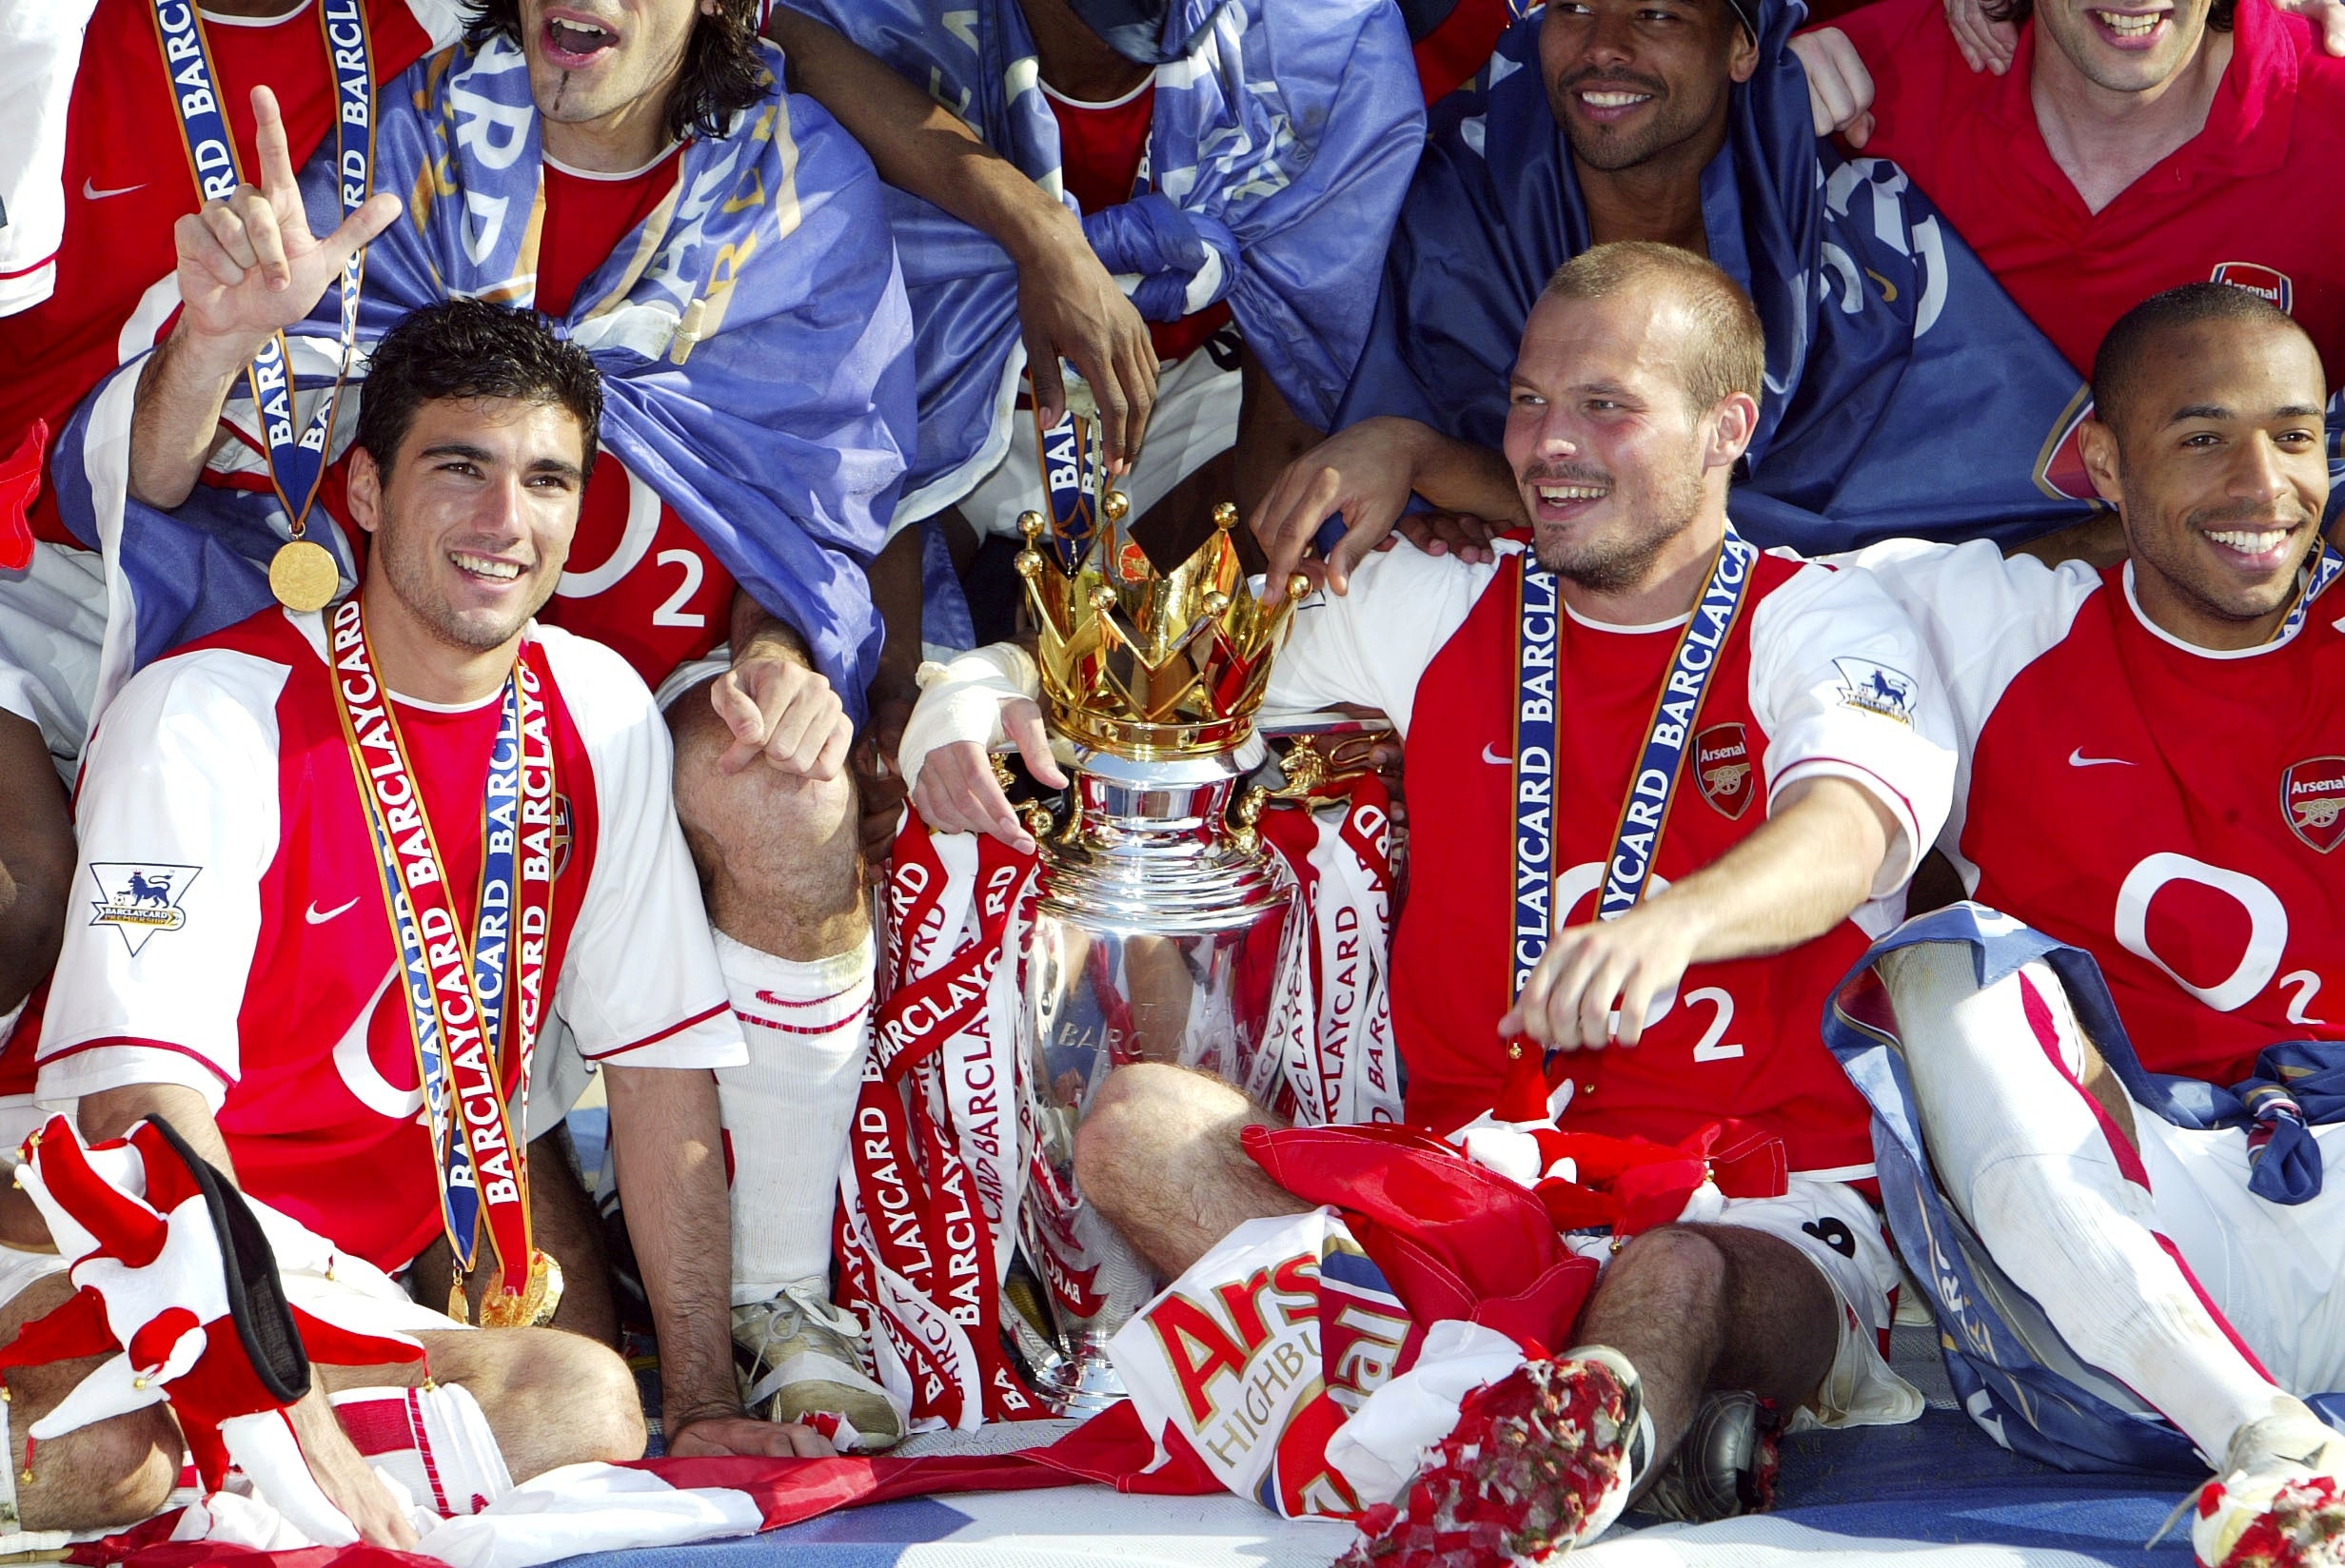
[
  {"left": 765, "top": 0, "right": 1423, "bottom": 620},
  {"left": 79, "top": 0, "right": 927, "bottom": 1454},
  {"left": 1255, "top": 0, "right": 2100, "bottom": 588}
]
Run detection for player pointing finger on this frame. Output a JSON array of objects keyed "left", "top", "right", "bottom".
[
  {"left": 134, "top": 86, "right": 403, "bottom": 513},
  {"left": 171, "top": 86, "right": 401, "bottom": 358}
]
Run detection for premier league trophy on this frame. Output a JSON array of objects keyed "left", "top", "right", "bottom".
[{"left": 1003, "top": 498, "right": 1311, "bottom": 1411}]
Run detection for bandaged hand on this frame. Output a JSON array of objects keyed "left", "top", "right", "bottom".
[
  {"left": 897, "top": 647, "right": 1068, "bottom": 853},
  {"left": 908, "top": 704, "right": 1062, "bottom": 853},
  {"left": 1499, "top": 905, "right": 1703, "bottom": 1052},
  {"left": 711, "top": 652, "right": 853, "bottom": 780},
  {"left": 1788, "top": 29, "right": 1878, "bottom": 143},
  {"left": 173, "top": 85, "right": 400, "bottom": 368}
]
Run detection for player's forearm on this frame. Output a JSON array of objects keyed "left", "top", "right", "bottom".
[
  {"left": 766, "top": 10, "right": 1080, "bottom": 267},
  {"left": 866, "top": 525, "right": 928, "bottom": 713},
  {"left": 1641, "top": 774, "right": 1894, "bottom": 965},
  {"left": 0, "top": 719, "right": 70, "bottom": 1016},
  {"left": 79, "top": 1080, "right": 238, "bottom": 1177},
  {"left": 602, "top": 1064, "right": 743, "bottom": 1428},
  {"left": 1233, "top": 349, "right": 1327, "bottom": 519},
  {"left": 1398, "top": 421, "right": 1527, "bottom": 525},
  {"left": 128, "top": 322, "right": 254, "bottom": 510},
  {"left": 729, "top": 586, "right": 812, "bottom": 671}
]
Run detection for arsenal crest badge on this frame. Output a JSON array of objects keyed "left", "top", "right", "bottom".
[
  {"left": 1695, "top": 722, "right": 1755, "bottom": 819},
  {"left": 2211, "top": 262, "right": 2294, "bottom": 315},
  {"left": 2282, "top": 757, "right": 2345, "bottom": 853}
]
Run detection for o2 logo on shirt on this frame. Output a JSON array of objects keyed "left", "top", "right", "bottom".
[
  {"left": 2282, "top": 757, "right": 2345, "bottom": 853},
  {"left": 2211, "top": 263, "right": 2294, "bottom": 315},
  {"left": 88, "top": 863, "right": 201, "bottom": 954},
  {"left": 1832, "top": 658, "right": 1918, "bottom": 726}
]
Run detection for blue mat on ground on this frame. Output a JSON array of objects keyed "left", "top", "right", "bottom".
[
  {"left": 1754, "top": 1408, "right": 2193, "bottom": 1562},
  {"left": 542, "top": 1407, "right": 2198, "bottom": 1568},
  {"left": 562, "top": 1098, "right": 2198, "bottom": 1567}
]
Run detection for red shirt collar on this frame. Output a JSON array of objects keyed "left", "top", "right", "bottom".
[{"left": 1996, "top": 0, "right": 2299, "bottom": 182}]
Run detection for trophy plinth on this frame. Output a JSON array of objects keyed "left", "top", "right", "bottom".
[{"left": 1006, "top": 504, "right": 1308, "bottom": 1410}]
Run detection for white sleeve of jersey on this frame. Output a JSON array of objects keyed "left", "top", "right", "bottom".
[
  {"left": 538, "top": 632, "right": 747, "bottom": 1071},
  {"left": 1263, "top": 541, "right": 1502, "bottom": 738},
  {"left": 0, "top": 0, "right": 96, "bottom": 315},
  {"left": 397, "top": 0, "right": 472, "bottom": 49},
  {"left": 36, "top": 649, "right": 287, "bottom": 1109},
  {"left": 1746, "top": 561, "right": 1959, "bottom": 904},
  {"left": 1839, "top": 539, "right": 2100, "bottom": 882}
]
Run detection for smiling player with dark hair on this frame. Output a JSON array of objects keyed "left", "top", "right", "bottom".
[
  {"left": 1260, "top": 0, "right": 2099, "bottom": 588},
  {"left": 1, "top": 298, "right": 810, "bottom": 1547},
  {"left": 1842, "top": 284, "right": 2345, "bottom": 1567}
]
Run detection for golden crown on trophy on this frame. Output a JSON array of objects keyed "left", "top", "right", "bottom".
[{"left": 1015, "top": 498, "right": 1310, "bottom": 760}]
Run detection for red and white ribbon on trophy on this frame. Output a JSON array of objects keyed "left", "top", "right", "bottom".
[{"left": 836, "top": 774, "right": 1401, "bottom": 1436}]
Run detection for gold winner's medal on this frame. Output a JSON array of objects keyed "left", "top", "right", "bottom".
[
  {"left": 269, "top": 538, "right": 341, "bottom": 613},
  {"left": 471, "top": 1249, "right": 563, "bottom": 1328}
]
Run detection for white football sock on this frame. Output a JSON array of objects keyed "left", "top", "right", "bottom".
[
  {"left": 330, "top": 1382, "right": 510, "bottom": 1519},
  {"left": 713, "top": 929, "right": 876, "bottom": 1305},
  {"left": 1881, "top": 942, "right": 2294, "bottom": 1460}
]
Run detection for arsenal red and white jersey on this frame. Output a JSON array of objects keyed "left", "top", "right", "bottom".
[
  {"left": 0, "top": 0, "right": 463, "bottom": 545},
  {"left": 1854, "top": 539, "right": 2345, "bottom": 1088},
  {"left": 1267, "top": 536, "right": 1957, "bottom": 1170},
  {"left": 540, "top": 445, "right": 735, "bottom": 688},
  {"left": 26, "top": 606, "right": 744, "bottom": 1272}
]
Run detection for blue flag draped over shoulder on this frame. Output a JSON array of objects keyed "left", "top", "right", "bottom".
[
  {"left": 780, "top": 0, "right": 1424, "bottom": 519},
  {"left": 1339, "top": 0, "right": 2099, "bottom": 552},
  {"left": 56, "top": 35, "right": 916, "bottom": 726}
]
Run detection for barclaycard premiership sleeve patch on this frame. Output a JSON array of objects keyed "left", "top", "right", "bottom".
[
  {"left": 88, "top": 863, "right": 202, "bottom": 954},
  {"left": 1832, "top": 658, "right": 1920, "bottom": 726}
]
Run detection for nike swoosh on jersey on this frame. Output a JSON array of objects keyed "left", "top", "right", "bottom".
[
  {"left": 305, "top": 896, "right": 362, "bottom": 924},
  {"left": 2066, "top": 749, "right": 2137, "bottom": 768},
  {"left": 82, "top": 178, "right": 145, "bottom": 201},
  {"left": 1482, "top": 743, "right": 1511, "bottom": 765}
]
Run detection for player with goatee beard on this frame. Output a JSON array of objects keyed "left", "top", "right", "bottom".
[
  {"left": 897, "top": 244, "right": 1959, "bottom": 1544},
  {"left": 1268, "top": 0, "right": 2105, "bottom": 576},
  {"left": 1844, "top": 284, "right": 2345, "bottom": 1568}
]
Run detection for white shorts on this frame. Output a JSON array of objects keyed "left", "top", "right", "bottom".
[
  {"left": 0, "top": 539, "right": 105, "bottom": 780},
  {"left": 2132, "top": 1104, "right": 2345, "bottom": 1396},
  {"left": 951, "top": 342, "right": 1242, "bottom": 541},
  {"left": 1571, "top": 1177, "right": 1923, "bottom": 1432}
]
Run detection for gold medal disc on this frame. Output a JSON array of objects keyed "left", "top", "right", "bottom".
[
  {"left": 269, "top": 538, "right": 341, "bottom": 614},
  {"left": 475, "top": 1249, "right": 564, "bottom": 1329}
]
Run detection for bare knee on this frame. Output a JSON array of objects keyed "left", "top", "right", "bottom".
[
  {"left": 1603, "top": 1225, "right": 1731, "bottom": 1314},
  {"left": 1072, "top": 1063, "right": 1192, "bottom": 1214},
  {"left": 501, "top": 1331, "right": 648, "bottom": 1475},
  {"left": 668, "top": 676, "right": 861, "bottom": 955},
  {"left": 17, "top": 1405, "right": 178, "bottom": 1531}
]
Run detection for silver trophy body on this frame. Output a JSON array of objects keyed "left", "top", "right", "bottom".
[{"left": 1007, "top": 748, "right": 1295, "bottom": 1410}]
